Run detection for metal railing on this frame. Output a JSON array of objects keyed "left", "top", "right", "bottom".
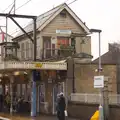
[
  {"left": 70, "top": 93, "right": 120, "bottom": 105},
  {"left": 16, "top": 47, "right": 75, "bottom": 61},
  {"left": 42, "top": 48, "right": 75, "bottom": 59}
]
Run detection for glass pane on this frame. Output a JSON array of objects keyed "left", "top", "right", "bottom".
[
  {"left": 26, "top": 42, "right": 29, "bottom": 59},
  {"left": 39, "top": 83, "right": 45, "bottom": 102}
]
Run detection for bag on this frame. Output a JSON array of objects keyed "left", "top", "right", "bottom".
[{"left": 64, "top": 110, "right": 68, "bottom": 116}]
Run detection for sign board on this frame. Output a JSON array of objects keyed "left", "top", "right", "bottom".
[
  {"left": 56, "top": 30, "right": 71, "bottom": 35},
  {"left": 35, "top": 63, "right": 43, "bottom": 68},
  {"left": 0, "top": 62, "right": 67, "bottom": 70},
  {"left": 94, "top": 76, "right": 104, "bottom": 88}
]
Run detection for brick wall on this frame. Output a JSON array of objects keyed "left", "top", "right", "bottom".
[
  {"left": 68, "top": 101, "right": 98, "bottom": 120},
  {"left": 74, "top": 64, "right": 117, "bottom": 94},
  {"left": 68, "top": 101, "right": 120, "bottom": 120}
]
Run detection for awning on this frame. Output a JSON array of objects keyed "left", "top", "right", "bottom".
[{"left": 52, "top": 60, "right": 67, "bottom": 63}]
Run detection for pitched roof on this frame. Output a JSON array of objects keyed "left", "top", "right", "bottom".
[
  {"left": 14, "top": 3, "right": 90, "bottom": 39},
  {"left": 92, "top": 43, "right": 120, "bottom": 64}
]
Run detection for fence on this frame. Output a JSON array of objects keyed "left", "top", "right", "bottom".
[{"left": 70, "top": 93, "right": 120, "bottom": 105}]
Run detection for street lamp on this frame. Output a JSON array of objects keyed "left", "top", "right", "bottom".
[{"left": 90, "top": 29, "right": 103, "bottom": 120}]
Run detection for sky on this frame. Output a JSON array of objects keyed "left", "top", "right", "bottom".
[{"left": 0, "top": 0, "right": 120, "bottom": 59}]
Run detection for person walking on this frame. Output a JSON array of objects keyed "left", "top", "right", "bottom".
[
  {"left": 56, "top": 92, "right": 66, "bottom": 120},
  {"left": 5, "top": 93, "right": 11, "bottom": 111}
]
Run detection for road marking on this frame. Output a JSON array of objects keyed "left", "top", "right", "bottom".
[{"left": 0, "top": 116, "right": 10, "bottom": 120}]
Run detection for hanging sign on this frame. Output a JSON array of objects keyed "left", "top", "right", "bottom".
[
  {"left": 56, "top": 30, "right": 71, "bottom": 34},
  {"left": 94, "top": 76, "right": 104, "bottom": 88}
]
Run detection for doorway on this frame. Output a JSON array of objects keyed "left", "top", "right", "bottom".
[{"left": 52, "top": 82, "right": 65, "bottom": 114}]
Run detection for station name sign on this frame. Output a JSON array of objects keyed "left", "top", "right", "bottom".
[{"left": 56, "top": 29, "right": 71, "bottom": 35}]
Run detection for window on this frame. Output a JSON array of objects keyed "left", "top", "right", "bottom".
[
  {"left": 37, "top": 37, "right": 40, "bottom": 47},
  {"left": 60, "top": 11, "right": 67, "bottom": 18},
  {"left": 37, "top": 37, "right": 40, "bottom": 58},
  {"left": 29, "top": 42, "right": 33, "bottom": 59},
  {"left": 22, "top": 84, "right": 26, "bottom": 96},
  {"left": 1, "top": 46, "right": 5, "bottom": 60},
  {"left": 26, "top": 41, "right": 29, "bottom": 59},
  {"left": 43, "top": 38, "right": 51, "bottom": 58},
  {"left": 39, "top": 83, "right": 45, "bottom": 103},
  {"left": 52, "top": 44, "right": 55, "bottom": 56},
  {"left": 27, "top": 83, "right": 31, "bottom": 102},
  {"left": 21, "top": 43, "right": 25, "bottom": 60},
  {"left": 57, "top": 37, "right": 69, "bottom": 48},
  {"left": 17, "top": 84, "right": 21, "bottom": 97}
]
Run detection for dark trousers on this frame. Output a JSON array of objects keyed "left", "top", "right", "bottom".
[
  {"left": 57, "top": 111, "right": 65, "bottom": 120},
  {"left": 0, "top": 103, "right": 3, "bottom": 112}
]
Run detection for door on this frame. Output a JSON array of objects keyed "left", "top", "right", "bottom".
[{"left": 53, "top": 82, "right": 64, "bottom": 114}]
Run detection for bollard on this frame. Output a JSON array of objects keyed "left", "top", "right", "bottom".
[{"left": 99, "top": 105, "right": 104, "bottom": 120}]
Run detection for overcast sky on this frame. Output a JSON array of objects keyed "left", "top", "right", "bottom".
[{"left": 0, "top": 0, "right": 120, "bottom": 59}]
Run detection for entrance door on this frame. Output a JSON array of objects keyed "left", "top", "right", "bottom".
[{"left": 53, "top": 82, "right": 64, "bottom": 114}]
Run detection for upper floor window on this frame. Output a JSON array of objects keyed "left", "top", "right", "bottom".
[
  {"left": 37, "top": 37, "right": 40, "bottom": 58},
  {"left": 29, "top": 42, "right": 33, "bottom": 60},
  {"left": 26, "top": 41, "right": 29, "bottom": 59},
  {"left": 57, "top": 37, "right": 69, "bottom": 49},
  {"left": 21, "top": 43, "right": 25, "bottom": 60},
  {"left": 37, "top": 37, "right": 40, "bottom": 47},
  {"left": 60, "top": 11, "right": 67, "bottom": 18}
]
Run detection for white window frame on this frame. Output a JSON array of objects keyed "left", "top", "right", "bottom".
[{"left": 39, "top": 83, "right": 45, "bottom": 103}]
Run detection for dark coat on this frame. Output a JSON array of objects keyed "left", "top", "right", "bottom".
[
  {"left": 56, "top": 96, "right": 66, "bottom": 120},
  {"left": 57, "top": 96, "right": 66, "bottom": 112}
]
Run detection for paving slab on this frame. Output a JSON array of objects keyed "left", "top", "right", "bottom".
[{"left": 0, "top": 113, "right": 80, "bottom": 120}]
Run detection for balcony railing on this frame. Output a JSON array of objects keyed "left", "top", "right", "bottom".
[
  {"left": 42, "top": 48, "right": 75, "bottom": 59},
  {"left": 15, "top": 47, "right": 75, "bottom": 61}
]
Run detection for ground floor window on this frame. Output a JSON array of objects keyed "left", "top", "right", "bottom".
[
  {"left": 17, "top": 84, "right": 21, "bottom": 97},
  {"left": 39, "top": 83, "right": 45, "bottom": 103},
  {"left": 27, "top": 83, "right": 31, "bottom": 102}
]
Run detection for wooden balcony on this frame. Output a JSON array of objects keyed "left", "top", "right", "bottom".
[
  {"left": 16, "top": 47, "right": 75, "bottom": 61},
  {"left": 42, "top": 48, "right": 75, "bottom": 60}
]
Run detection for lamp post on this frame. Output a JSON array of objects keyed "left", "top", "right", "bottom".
[
  {"left": 90, "top": 29, "right": 103, "bottom": 120},
  {"left": 10, "top": 75, "right": 14, "bottom": 115},
  {"left": 65, "top": 33, "right": 93, "bottom": 119}
]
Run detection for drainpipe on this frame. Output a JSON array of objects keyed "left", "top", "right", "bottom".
[{"left": 10, "top": 75, "right": 14, "bottom": 115}]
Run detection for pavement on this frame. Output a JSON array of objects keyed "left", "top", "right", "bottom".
[{"left": 0, "top": 113, "right": 80, "bottom": 120}]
